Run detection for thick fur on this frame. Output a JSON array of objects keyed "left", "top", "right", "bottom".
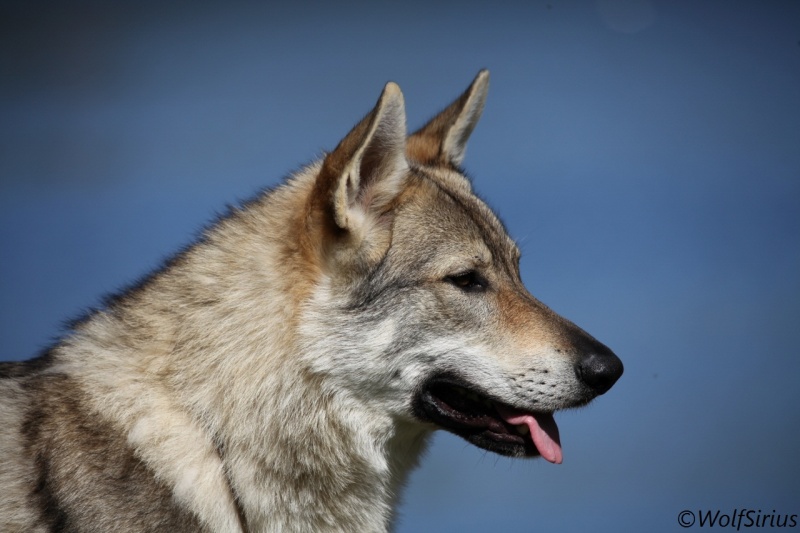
[{"left": 0, "top": 71, "right": 622, "bottom": 532}]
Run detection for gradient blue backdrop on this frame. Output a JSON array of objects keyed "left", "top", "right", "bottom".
[{"left": 2, "top": 1, "right": 799, "bottom": 531}]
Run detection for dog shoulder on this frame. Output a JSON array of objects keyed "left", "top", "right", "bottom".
[{"left": 1, "top": 368, "right": 204, "bottom": 532}]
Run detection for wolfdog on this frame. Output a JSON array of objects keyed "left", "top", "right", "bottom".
[{"left": 0, "top": 70, "right": 622, "bottom": 532}]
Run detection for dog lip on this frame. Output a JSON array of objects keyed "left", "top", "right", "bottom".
[{"left": 413, "top": 374, "right": 555, "bottom": 459}]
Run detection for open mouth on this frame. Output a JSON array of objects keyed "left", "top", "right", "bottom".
[{"left": 413, "top": 375, "right": 563, "bottom": 463}]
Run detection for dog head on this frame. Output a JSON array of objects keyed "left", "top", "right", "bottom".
[{"left": 300, "top": 71, "right": 622, "bottom": 462}]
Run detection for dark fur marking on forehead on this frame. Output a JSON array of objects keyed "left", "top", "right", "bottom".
[
  {"left": 410, "top": 165, "right": 519, "bottom": 268},
  {"left": 343, "top": 164, "right": 521, "bottom": 310}
]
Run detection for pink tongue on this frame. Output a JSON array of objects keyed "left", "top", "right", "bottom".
[{"left": 496, "top": 406, "right": 563, "bottom": 464}]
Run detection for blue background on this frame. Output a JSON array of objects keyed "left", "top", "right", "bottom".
[{"left": 2, "top": 1, "right": 799, "bottom": 531}]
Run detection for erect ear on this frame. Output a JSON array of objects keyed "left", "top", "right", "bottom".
[
  {"left": 407, "top": 70, "right": 489, "bottom": 167},
  {"left": 309, "top": 82, "right": 408, "bottom": 259}
]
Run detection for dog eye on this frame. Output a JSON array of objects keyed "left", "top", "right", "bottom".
[{"left": 446, "top": 271, "right": 487, "bottom": 292}]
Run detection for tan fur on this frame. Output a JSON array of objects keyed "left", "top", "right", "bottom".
[{"left": 0, "top": 71, "right": 622, "bottom": 532}]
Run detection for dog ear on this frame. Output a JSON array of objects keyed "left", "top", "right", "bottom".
[
  {"left": 407, "top": 70, "right": 489, "bottom": 167},
  {"left": 309, "top": 82, "right": 408, "bottom": 260}
]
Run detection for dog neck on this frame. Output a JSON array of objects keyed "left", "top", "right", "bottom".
[{"left": 216, "top": 374, "right": 431, "bottom": 531}]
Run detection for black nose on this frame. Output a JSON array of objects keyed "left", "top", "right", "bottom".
[{"left": 574, "top": 342, "right": 623, "bottom": 396}]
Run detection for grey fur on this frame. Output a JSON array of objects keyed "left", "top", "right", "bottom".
[{"left": 0, "top": 71, "right": 622, "bottom": 532}]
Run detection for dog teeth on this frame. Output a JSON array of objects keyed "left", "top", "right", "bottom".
[{"left": 515, "top": 424, "right": 529, "bottom": 435}]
